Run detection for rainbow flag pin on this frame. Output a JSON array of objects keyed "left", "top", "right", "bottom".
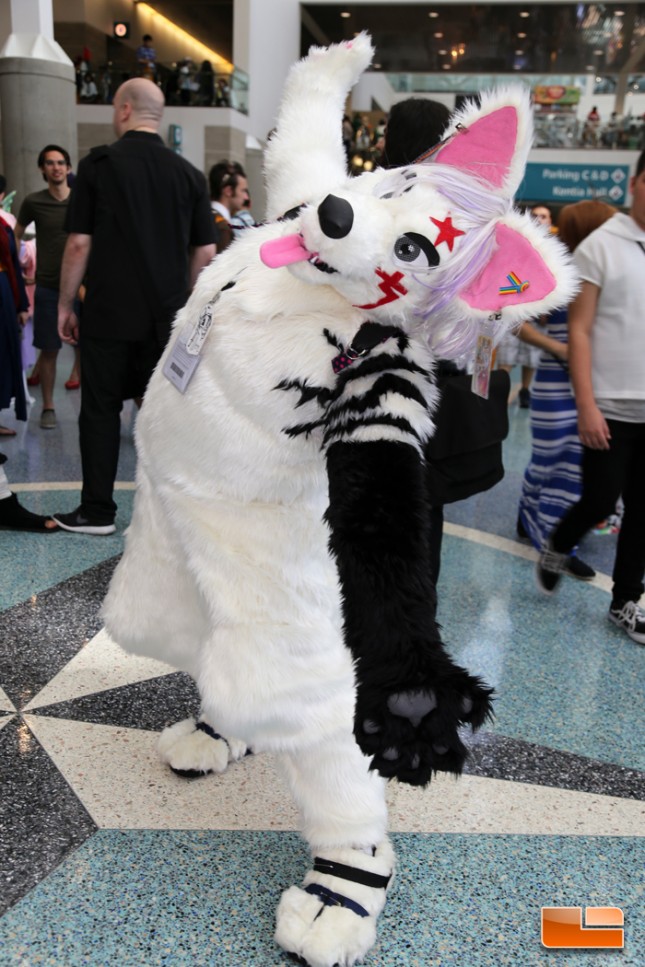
[{"left": 499, "top": 272, "right": 530, "bottom": 295}]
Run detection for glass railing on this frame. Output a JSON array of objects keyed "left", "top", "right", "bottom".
[{"left": 75, "top": 62, "right": 249, "bottom": 115}]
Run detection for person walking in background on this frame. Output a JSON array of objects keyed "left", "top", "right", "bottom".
[
  {"left": 0, "top": 215, "right": 57, "bottom": 530},
  {"left": 209, "top": 161, "right": 249, "bottom": 253},
  {"left": 536, "top": 155, "right": 645, "bottom": 645},
  {"left": 197, "top": 61, "right": 215, "bottom": 106},
  {"left": 54, "top": 78, "right": 215, "bottom": 535},
  {"left": 136, "top": 35, "right": 156, "bottom": 80},
  {"left": 15, "top": 145, "right": 81, "bottom": 428},
  {"left": 530, "top": 204, "right": 552, "bottom": 229},
  {"left": 517, "top": 200, "right": 617, "bottom": 579}
]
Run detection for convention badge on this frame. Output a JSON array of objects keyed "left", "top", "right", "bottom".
[
  {"left": 163, "top": 331, "right": 202, "bottom": 393},
  {"left": 186, "top": 298, "right": 217, "bottom": 356},
  {"left": 163, "top": 279, "right": 240, "bottom": 393},
  {"left": 470, "top": 316, "right": 498, "bottom": 400}
]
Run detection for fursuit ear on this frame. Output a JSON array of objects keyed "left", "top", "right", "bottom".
[
  {"left": 428, "top": 87, "right": 532, "bottom": 198},
  {"left": 457, "top": 211, "right": 579, "bottom": 326}
]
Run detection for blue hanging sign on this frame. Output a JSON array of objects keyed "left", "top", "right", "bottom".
[{"left": 517, "top": 162, "right": 630, "bottom": 205}]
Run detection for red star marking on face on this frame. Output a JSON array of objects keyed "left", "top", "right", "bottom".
[
  {"left": 355, "top": 268, "right": 408, "bottom": 310},
  {"left": 430, "top": 215, "right": 465, "bottom": 252}
]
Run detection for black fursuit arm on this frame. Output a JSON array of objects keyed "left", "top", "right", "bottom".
[{"left": 325, "top": 439, "right": 494, "bottom": 786}]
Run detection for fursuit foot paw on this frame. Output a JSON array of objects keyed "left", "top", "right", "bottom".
[
  {"left": 158, "top": 717, "right": 248, "bottom": 778},
  {"left": 275, "top": 840, "right": 394, "bottom": 967},
  {"left": 355, "top": 660, "right": 494, "bottom": 786}
]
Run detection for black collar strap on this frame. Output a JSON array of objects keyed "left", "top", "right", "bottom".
[
  {"left": 313, "top": 855, "right": 392, "bottom": 890},
  {"left": 332, "top": 321, "right": 403, "bottom": 375}
]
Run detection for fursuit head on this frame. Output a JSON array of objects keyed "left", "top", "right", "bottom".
[{"left": 103, "top": 34, "right": 578, "bottom": 967}]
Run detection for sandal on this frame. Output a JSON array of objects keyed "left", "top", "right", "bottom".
[
  {"left": 65, "top": 378, "right": 80, "bottom": 391},
  {"left": 0, "top": 493, "right": 59, "bottom": 532},
  {"left": 0, "top": 425, "right": 17, "bottom": 437}
]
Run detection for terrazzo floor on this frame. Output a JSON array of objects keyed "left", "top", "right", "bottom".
[{"left": 1, "top": 354, "right": 643, "bottom": 966}]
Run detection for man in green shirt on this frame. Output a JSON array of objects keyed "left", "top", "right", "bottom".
[{"left": 16, "top": 145, "right": 80, "bottom": 429}]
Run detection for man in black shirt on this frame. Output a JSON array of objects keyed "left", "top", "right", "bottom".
[{"left": 54, "top": 78, "right": 215, "bottom": 534}]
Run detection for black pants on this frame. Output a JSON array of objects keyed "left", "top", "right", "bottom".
[
  {"left": 79, "top": 333, "right": 163, "bottom": 522},
  {"left": 551, "top": 418, "right": 645, "bottom": 603}
]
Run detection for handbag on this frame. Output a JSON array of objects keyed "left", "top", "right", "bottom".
[{"left": 424, "top": 369, "right": 510, "bottom": 505}]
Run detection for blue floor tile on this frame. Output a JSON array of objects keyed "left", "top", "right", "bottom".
[{"left": 0, "top": 831, "right": 642, "bottom": 966}]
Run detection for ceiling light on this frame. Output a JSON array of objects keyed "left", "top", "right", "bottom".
[
  {"left": 340, "top": 10, "right": 351, "bottom": 18},
  {"left": 429, "top": 11, "right": 439, "bottom": 17},
  {"left": 442, "top": 63, "right": 450, "bottom": 69},
  {"left": 615, "top": 9, "right": 625, "bottom": 15},
  {"left": 434, "top": 32, "right": 443, "bottom": 38},
  {"left": 520, "top": 11, "right": 530, "bottom": 18},
  {"left": 438, "top": 49, "right": 447, "bottom": 55},
  {"left": 515, "top": 50, "right": 524, "bottom": 55},
  {"left": 517, "top": 32, "right": 527, "bottom": 38}
]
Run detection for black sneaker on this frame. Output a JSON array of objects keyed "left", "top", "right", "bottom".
[
  {"left": 536, "top": 540, "right": 567, "bottom": 595},
  {"left": 516, "top": 514, "right": 530, "bottom": 542},
  {"left": 518, "top": 387, "right": 530, "bottom": 408},
  {"left": 52, "top": 507, "right": 116, "bottom": 536},
  {"left": 608, "top": 600, "right": 645, "bottom": 645},
  {"left": 564, "top": 555, "right": 596, "bottom": 581}
]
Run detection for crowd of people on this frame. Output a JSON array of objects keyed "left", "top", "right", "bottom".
[
  {"left": 74, "top": 36, "right": 233, "bottom": 109},
  {"left": 1, "top": 80, "right": 643, "bottom": 645}
]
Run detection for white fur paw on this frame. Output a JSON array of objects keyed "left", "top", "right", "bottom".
[
  {"left": 157, "top": 717, "right": 246, "bottom": 777},
  {"left": 301, "top": 32, "right": 374, "bottom": 88},
  {"left": 274, "top": 840, "right": 394, "bottom": 967},
  {"left": 226, "top": 736, "right": 249, "bottom": 762}
]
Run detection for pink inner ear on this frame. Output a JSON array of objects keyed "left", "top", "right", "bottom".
[
  {"left": 435, "top": 106, "right": 518, "bottom": 188},
  {"left": 461, "top": 224, "right": 557, "bottom": 311}
]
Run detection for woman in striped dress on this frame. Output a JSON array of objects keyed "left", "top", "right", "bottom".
[{"left": 517, "top": 200, "right": 618, "bottom": 577}]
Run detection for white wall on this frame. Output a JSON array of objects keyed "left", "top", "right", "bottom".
[{"left": 234, "top": 0, "right": 299, "bottom": 143}]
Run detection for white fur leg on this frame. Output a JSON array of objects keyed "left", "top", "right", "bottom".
[
  {"left": 157, "top": 717, "right": 248, "bottom": 776},
  {"left": 275, "top": 839, "right": 395, "bottom": 967}
]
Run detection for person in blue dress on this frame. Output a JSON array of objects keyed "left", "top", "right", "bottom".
[{"left": 517, "top": 200, "right": 617, "bottom": 578}]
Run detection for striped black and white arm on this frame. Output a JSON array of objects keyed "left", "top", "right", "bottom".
[{"left": 323, "top": 327, "right": 494, "bottom": 786}]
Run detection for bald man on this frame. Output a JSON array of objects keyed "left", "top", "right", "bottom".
[{"left": 55, "top": 78, "right": 215, "bottom": 534}]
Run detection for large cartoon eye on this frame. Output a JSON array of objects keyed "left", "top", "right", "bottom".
[{"left": 393, "top": 232, "right": 440, "bottom": 269}]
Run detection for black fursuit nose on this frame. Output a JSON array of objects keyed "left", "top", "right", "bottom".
[{"left": 317, "top": 194, "right": 354, "bottom": 239}]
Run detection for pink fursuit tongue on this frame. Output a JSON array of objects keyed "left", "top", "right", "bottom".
[{"left": 260, "top": 233, "right": 314, "bottom": 269}]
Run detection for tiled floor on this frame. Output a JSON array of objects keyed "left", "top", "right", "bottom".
[{"left": 1, "top": 355, "right": 643, "bottom": 966}]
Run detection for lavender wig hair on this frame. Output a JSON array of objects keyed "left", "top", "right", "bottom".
[{"left": 374, "top": 163, "right": 511, "bottom": 358}]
